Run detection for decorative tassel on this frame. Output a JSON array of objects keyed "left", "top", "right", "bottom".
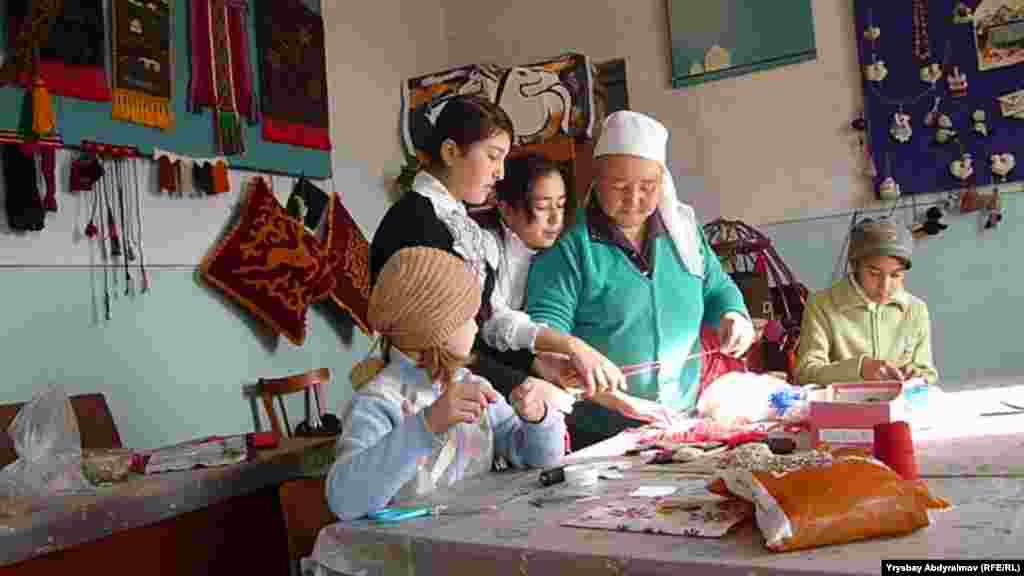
[
  {"left": 31, "top": 75, "right": 56, "bottom": 136},
  {"left": 218, "top": 110, "right": 244, "bottom": 155},
  {"left": 107, "top": 205, "right": 122, "bottom": 257},
  {"left": 212, "top": 160, "right": 230, "bottom": 194}
]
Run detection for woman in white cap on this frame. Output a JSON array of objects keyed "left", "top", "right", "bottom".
[
  {"left": 796, "top": 218, "right": 937, "bottom": 385},
  {"left": 525, "top": 111, "right": 755, "bottom": 449}
]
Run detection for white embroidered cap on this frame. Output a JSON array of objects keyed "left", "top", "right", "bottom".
[{"left": 592, "top": 111, "right": 704, "bottom": 278}]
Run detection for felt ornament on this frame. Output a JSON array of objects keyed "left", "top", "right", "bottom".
[
  {"left": 292, "top": 177, "right": 330, "bottom": 230},
  {"left": 194, "top": 162, "right": 214, "bottom": 194},
  {"left": 200, "top": 177, "right": 341, "bottom": 346},
  {"left": 990, "top": 153, "right": 1016, "bottom": 179},
  {"left": 153, "top": 149, "right": 199, "bottom": 197},
  {"left": 157, "top": 155, "right": 179, "bottom": 194},
  {"left": 912, "top": 207, "right": 948, "bottom": 239},
  {"left": 952, "top": 2, "right": 974, "bottom": 24},
  {"left": 973, "top": 110, "right": 989, "bottom": 136},
  {"left": 960, "top": 188, "right": 980, "bottom": 213},
  {"left": 987, "top": 153, "right": 1015, "bottom": 230},
  {"left": 889, "top": 112, "right": 912, "bottom": 143},
  {"left": 947, "top": 67, "right": 968, "bottom": 98},
  {"left": 864, "top": 61, "right": 888, "bottom": 82},
  {"left": 919, "top": 63, "right": 942, "bottom": 85},
  {"left": 997, "top": 90, "right": 1024, "bottom": 119},
  {"left": 878, "top": 176, "right": 901, "bottom": 200},
  {"left": 933, "top": 114, "right": 957, "bottom": 144},
  {"left": 211, "top": 161, "right": 230, "bottom": 194},
  {"left": 863, "top": 26, "right": 881, "bottom": 41},
  {"left": 3, "top": 144, "right": 45, "bottom": 231},
  {"left": 985, "top": 189, "right": 1003, "bottom": 230},
  {"left": 923, "top": 97, "right": 941, "bottom": 127},
  {"left": 950, "top": 153, "right": 974, "bottom": 181},
  {"left": 70, "top": 154, "right": 105, "bottom": 192}
]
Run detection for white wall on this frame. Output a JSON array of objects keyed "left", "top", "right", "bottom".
[
  {"left": 323, "top": 1, "right": 449, "bottom": 237},
  {"left": 442, "top": 0, "right": 872, "bottom": 225}
]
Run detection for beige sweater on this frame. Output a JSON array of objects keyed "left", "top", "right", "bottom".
[{"left": 796, "top": 276, "right": 938, "bottom": 385}]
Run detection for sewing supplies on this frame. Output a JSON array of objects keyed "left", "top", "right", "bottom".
[
  {"left": 564, "top": 464, "right": 600, "bottom": 488},
  {"left": 619, "top": 349, "right": 721, "bottom": 378},
  {"left": 367, "top": 504, "right": 498, "bottom": 523},
  {"left": 872, "top": 421, "right": 918, "bottom": 481},
  {"left": 539, "top": 465, "right": 566, "bottom": 487}
]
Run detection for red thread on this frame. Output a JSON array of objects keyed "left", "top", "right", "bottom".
[{"left": 873, "top": 421, "right": 918, "bottom": 480}]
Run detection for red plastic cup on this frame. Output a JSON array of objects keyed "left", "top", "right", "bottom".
[{"left": 873, "top": 421, "right": 918, "bottom": 480}]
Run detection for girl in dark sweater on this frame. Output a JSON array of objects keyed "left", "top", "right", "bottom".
[{"left": 370, "top": 96, "right": 620, "bottom": 410}]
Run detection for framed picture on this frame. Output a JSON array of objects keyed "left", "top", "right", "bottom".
[
  {"left": 974, "top": 0, "right": 1024, "bottom": 71},
  {"left": 667, "top": 0, "right": 817, "bottom": 89}
]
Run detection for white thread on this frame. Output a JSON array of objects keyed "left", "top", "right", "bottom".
[{"left": 564, "top": 465, "right": 599, "bottom": 488}]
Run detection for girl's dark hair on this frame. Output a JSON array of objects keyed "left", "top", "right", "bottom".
[
  {"left": 495, "top": 153, "right": 566, "bottom": 223},
  {"left": 425, "top": 96, "right": 515, "bottom": 166}
]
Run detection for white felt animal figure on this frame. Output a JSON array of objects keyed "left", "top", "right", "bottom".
[
  {"left": 991, "top": 153, "right": 1016, "bottom": 178},
  {"left": 497, "top": 66, "right": 572, "bottom": 144}
]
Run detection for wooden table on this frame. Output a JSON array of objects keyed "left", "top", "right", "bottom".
[
  {"left": 0, "top": 436, "right": 336, "bottom": 574},
  {"left": 305, "top": 410, "right": 1024, "bottom": 576}
]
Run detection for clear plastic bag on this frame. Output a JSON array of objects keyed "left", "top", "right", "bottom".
[
  {"left": 697, "top": 372, "right": 811, "bottom": 426},
  {"left": 0, "top": 384, "right": 95, "bottom": 514}
]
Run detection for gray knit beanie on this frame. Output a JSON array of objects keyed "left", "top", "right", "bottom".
[{"left": 849, "top": 219, "right": 913, "bottom": 269}]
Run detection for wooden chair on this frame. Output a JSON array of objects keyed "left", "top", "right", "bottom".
[
  {"left": 258, "top": 368, "right": 333, "bottom": 438},
  {"left": 279, "top": 476, "right": 336, "bottom": 576}
]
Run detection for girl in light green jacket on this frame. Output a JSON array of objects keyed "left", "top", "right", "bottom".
[{"left": 796, "top": 219, "right": 938, "bottom": 386}]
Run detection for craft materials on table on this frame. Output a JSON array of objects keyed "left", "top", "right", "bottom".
[
  {"left": 367, "top": 504, "right": 498, "bottom": 523},
  {"left": 133, "top": 435, "right": 247, "bottom": 475},
  {"left": 563, "top": 494, "right": 753, "bottom": 539}
]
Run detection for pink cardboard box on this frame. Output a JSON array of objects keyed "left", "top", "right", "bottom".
[{"left": 808, "top": 381, "right": 907, "bottom": 450}]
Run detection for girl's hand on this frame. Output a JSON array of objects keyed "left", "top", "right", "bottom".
[{"left": 424, "top": 376, "right": 498, "bottom": 434}]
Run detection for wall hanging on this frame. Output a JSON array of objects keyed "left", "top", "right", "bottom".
[
  {"left": 855, "top": 0, "right": 1024, "bottom": 196},
  {"left": 667, "top": 0, "right": 817, "bottom": 89},
  {"left": 0, "top": 0, "right": 332, "bottom": 178},
  {"left": 402, "top": 53, "right": 595, "bottom": 158}
]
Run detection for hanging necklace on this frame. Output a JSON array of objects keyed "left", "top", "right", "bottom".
[{"left": 912, "top": 0, "right": 931, "bottom": 62}]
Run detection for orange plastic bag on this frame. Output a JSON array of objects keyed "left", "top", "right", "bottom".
[{"left": 709, "top": 456, "right": 949, "bottom": 552}]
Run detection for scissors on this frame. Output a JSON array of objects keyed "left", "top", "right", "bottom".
[
  {"left": 367, "top": 503, "right": 497, "bottom": 523},
  {"left": 367, "top": 505, "right": 441, "bottom": 523}
]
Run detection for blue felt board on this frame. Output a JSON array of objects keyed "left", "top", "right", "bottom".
[
  {"left": 0, "top": 1, "right": 331, "bottom": 178},
  {"left": 854, "top": 0, "right": 1024, "bottom": 196}
]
